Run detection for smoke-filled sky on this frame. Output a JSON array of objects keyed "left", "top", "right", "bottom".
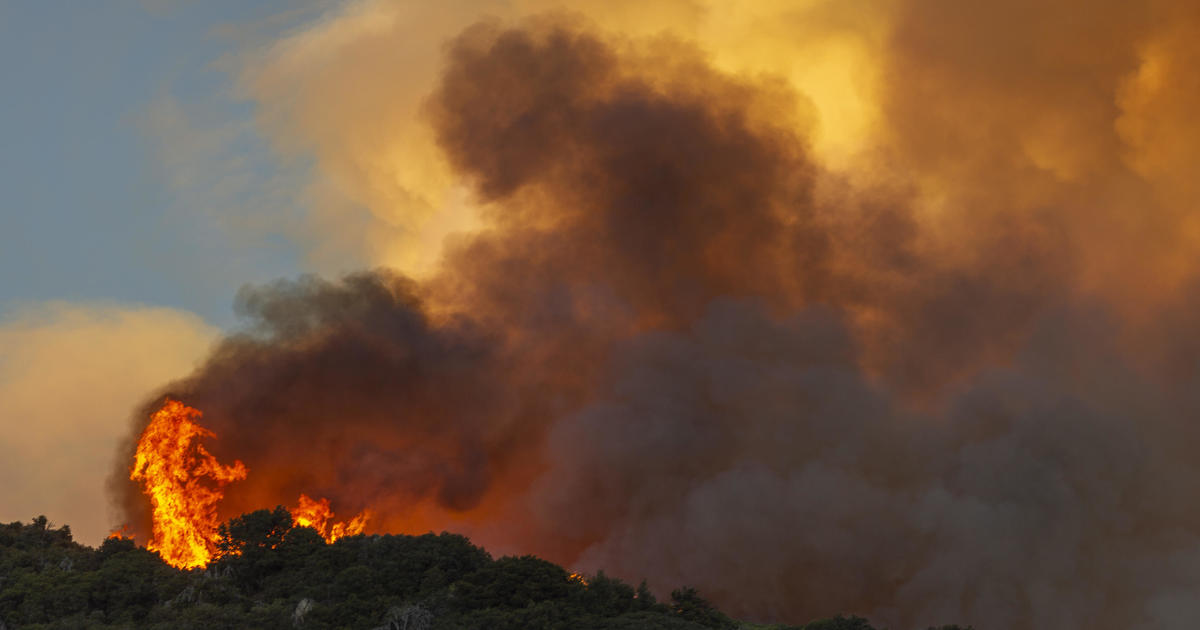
[{"left": 5, "top": 1, "right": 1200, "bottom": 628}]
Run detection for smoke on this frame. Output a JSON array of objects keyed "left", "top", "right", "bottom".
[{"left": 115, "top": 5, "right": 1200, "bottom": 629}]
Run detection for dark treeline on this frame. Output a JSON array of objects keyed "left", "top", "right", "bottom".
[{"left": 0, "top": 513, "right": 970, "bottom": 630}]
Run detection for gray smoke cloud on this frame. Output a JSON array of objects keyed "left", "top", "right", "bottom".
[{"left": 538, "top": 300, "right": 1200, "bottom": 628}]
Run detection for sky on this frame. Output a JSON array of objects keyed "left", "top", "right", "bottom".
[
  {"left": 0, "top": 0, "right": 321, "bottom": 545},
  {"left": 0, "top": 1, "right": 312, "bottom": 326},
  {"left": 6, "top": 2, "right": 1200, "bottom": 627}
]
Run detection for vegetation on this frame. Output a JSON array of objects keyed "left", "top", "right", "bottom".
[{"left": 0, "top": 511, "right": 971, "bottom": 629}]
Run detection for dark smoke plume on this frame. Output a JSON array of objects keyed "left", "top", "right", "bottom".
[{"left": 116, "top": 17, "right": 1200, "bottom": 629}]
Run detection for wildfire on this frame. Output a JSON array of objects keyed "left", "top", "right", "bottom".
[
  {"left": 290, "top": 493, "right": 370, "bottom": 543},
  {"left": 106, "top": 525, "right": 133, "bottom": 541},
  {"left": 129, "top": 400, "right": 247, "bottom": 569},
  {"left": 129, "top": 399, "right": 369, "bottom": 569}
]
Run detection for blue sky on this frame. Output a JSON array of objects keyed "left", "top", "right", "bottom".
[
  {"left": 0, "top": 1, "right": 322, "bottom": 328},
  {"left": 0, "top": 0, "right": 350, "bottom": 544}
]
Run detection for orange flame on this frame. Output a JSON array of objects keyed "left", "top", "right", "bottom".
[
  {"left": 131, "top": 399, "right": 370, "bottom": 569},
  {"left": 290, "top": 493, "right": 371, "bottom": 543},
  {"left": 130, "top": 400, "right": 247, "bottom": 569},
  {"left": 106, "top": 524, "right": 133, "bottom": 541}
]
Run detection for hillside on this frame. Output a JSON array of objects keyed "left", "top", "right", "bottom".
[{"left": 0, "top": 511, "right": 969, "bottom": 630}]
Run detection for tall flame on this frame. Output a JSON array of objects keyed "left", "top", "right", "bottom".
[
  {"left": 129, "top": 399, "right": 370, "bottom": 568},
  {"left": 129, "top": 400, "right": 247, "bottom": 569}
]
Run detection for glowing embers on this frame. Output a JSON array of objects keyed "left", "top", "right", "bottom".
[{"left": 129, "top": 399, "right": 368, "bottom": 568}]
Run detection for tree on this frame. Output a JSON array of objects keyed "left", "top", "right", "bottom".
[
  {"left": 0, "top": 514, "right": 974, "bottom": 629},
  {"left": 669, "top": 587, "right": 737, "bottom": 630},
  {"left": 803, "top": 614, "right": 876, "bottom": 630}
]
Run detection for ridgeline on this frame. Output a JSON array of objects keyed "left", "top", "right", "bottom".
[{"left": 0, "top": 511, "right": 970, "bottom": 629}]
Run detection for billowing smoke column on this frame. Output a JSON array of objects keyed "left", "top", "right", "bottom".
[{"left": 116, "top": 15, "right": 1200, "bottom": 630}]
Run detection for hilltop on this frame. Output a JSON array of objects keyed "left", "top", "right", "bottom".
[{"left": 0, "top": 511, "right": 969, "bottom": 630}]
